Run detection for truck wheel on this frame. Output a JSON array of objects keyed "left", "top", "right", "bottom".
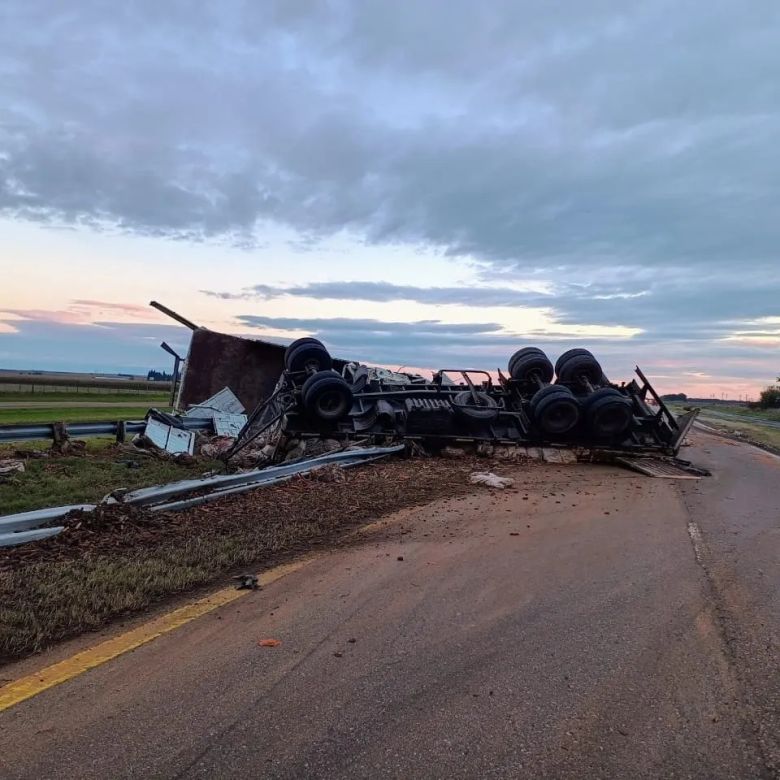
[
  {"left": 508, "top": 346, "right": 545, "bottom": 376},
  {"left": 554, "top": 348, "right": 592, "bottom": 376},
  {"left": 529, "top": 383, "right": 570, "bottom": 414},
  {"left": 533, "top": 386, "right": 581, "bottom": 435},
  {"left": 451, "top": 391, "right": 499, "bottom": 421},
  {"left": 285, "top": 339, "right": 332, "bottom": 373},
  {"left": 302, "top": 371, "right": 353, "bottom": 421},
  {"left": 556, "top": 351, "right": 602, "bottom": 385},
  {"left": 584, "top": 388, "right": 633, "bottom": 438},
  {"left": 509, "top": 351, "right": 554, "bottom": 384}
]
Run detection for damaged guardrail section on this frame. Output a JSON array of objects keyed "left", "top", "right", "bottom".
[{"left": 0, "top": 446, "right": 404, "bottom": 547}]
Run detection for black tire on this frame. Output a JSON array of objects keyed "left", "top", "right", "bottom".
[
  {"left": 302, "top": 371, "right": 353, "bottom": 421},
  {"left": 584, "top": 388, "right": 633, "bottom": 438},
  {"left": 556, "top": 351, "right": 602, "bottom": 385},
  {"left": 509, "top": 352, "right": 554, "bottom": 384},
  {"left": 529, "top": 383, "right": 570, "bottom": 414},
  {"left": 508, "top": 346, "right": 545, "bottom": 376},
  {"left": 451, "top": 390, "right": 499, "bottom": 421},
  {"left": 285, "top": 339, "right": 332, "bottom": 373},
  {"left": 533, "top": 386, "right": 581, "bottom": 436},
  {"left": 554, "top": 348, "right": 593, "bottom": 376}
]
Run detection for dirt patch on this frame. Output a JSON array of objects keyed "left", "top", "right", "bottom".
[{"left": 1, "top": 455, "right": 517, "bottom": 663}]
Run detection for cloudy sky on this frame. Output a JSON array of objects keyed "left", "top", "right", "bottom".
[{"left": 1, "top": 1, "right": 778, "bottom": 397}]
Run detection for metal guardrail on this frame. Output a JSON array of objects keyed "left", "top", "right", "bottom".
[
  {"left": 0, "top": 417, "right": 214, "bottom": 443},
  {"left": 0, "top": 445, "right": 405, "bottom": 546}
]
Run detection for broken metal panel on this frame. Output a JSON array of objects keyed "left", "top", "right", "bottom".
[
  {"left": 144, "top": 418, "right": 195, "bottom": 455},
  {"left": 212, "top": 413, "right": 248, "bottom": 437},
  {"left": 177, "top": 329, "right": 286, "bottom": 413},
  {"left": 184, "top": 386, "right": 245, "bottom": 417},
  {"left": 615, "top": 456, "right": 707, "bottom": 479}
]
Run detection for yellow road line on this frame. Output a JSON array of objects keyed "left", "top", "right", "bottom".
[{"left": 0, "top": 558, "right": 312, "bottom": 713}]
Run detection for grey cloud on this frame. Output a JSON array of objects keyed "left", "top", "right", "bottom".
[
  {"left": 3, "top": 1, "right": 780, "bottom": 388},
  {"left": 2, "top": 1, "right": 780, "bottom": 270},
  {"left": 236, "top": 315, "right": 504, "bottom": 335},
  {"left": 234, "top": 311, "right": 778, "bottom": 389},
  {"left": 207, "top": 275, "right": 780, "bottom": 344}
]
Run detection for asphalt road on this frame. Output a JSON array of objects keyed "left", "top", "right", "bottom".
[{"left": 1, "top": 432, "right": 777, "bottom": 779}]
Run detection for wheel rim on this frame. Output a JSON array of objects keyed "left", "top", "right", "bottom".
[{"left": 317, "top": 390, "right": 346, "bottom": 416}]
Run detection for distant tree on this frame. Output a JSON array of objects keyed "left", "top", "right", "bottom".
[
  {"left": 147, "top": 369, "right": 173, "bottom": 381},
  {"left": 756, "top": 386, "right": 780, "bottom": 409},
  {"left": 660, "top": 392, "right": 687, "bottom": 401}
]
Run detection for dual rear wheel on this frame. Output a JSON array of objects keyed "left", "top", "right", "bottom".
[{"left": 509, "top": 346, "right": 631, "bottom": 439}]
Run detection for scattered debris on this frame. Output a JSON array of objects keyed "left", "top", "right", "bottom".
[
  {"left": 258, "top": 638, "right": 281, "bottom": 647},
  {"left": 184, "top": 387, "right": 245, "bottom": 418},
  {"left": 233, "top": 574, "right": 259, "bottom": 590},
  {"left": 0, "top": 445, "right": 405, "bottom": 545},
  {"left": 308, "top": 464, "right": 347, "bottom": 483},
  {"left": 470, "top": 472, "right": 515, "bottom": 489},
  {"left": 0, "top": 459, "right": 25, "bottom": 478},
  {"left": 199, "top": 435, "right": 237, "bottom": 459},
  {"left": 441, "top": 446, "right": 467, "bottom": 459},
  {"left": 212, "top": 413, "right": 247, "bottom": 438},
  {"left": 143, "top": 412, "right": 196, "bottom": 456},
  {"left": 614, "top": 456, "right": 711, "bottom": 479}
]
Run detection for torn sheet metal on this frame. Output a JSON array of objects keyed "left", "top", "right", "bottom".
[
  {"left": 614, "top": 456, "right": 709, "bottom": 479},
  {"left": 144, "top": 418, "right": 195, "bottom": 455},
  {"left": 212, "top": 413, "right": 248, "bottom": 437},
  {"left": 185, "top": 386, "right": 245, "bottom": 418}
]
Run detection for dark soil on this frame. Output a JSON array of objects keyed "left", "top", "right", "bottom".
[{"left": 1, "top": 455, "right": 500, "bottom": 662}]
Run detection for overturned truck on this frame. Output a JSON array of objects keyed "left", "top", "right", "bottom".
[{"left": 221, "top": 337, "right": 697, "bottom": 463}]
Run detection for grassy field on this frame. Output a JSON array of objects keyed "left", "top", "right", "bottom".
[
  {"left": 697, "top": 404, "right": 780, "bottom": 422},
  {"left": 0, "top": 439, "right": 220, "bottom": 515},
  {"left": 0, "top": 391, "right": 169, "bottom": 403},
  {"left": 0, "top": 406, "right": 165, "bottom": 425},
  {"left": 696, "top": 416, "right": 780, "bottom": 451}
]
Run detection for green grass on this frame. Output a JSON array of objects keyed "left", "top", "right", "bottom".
[
  {"left": 0, "top": 532, "right": 311, "bottom": 660},
  {"left": 695, "top": 414, "right": 780, "bottom": 452},
  {"left": 698, "top": 404, "right": 780, "bottom": 422},
  {"left": 0, "top": 439, "right": 220, "bottom": 514},
  {"left": 0, "top": 391, "right": 169, "bottom": 403},
  {"left": 0, "top": 406, "right": 166, "bottom": 425}
]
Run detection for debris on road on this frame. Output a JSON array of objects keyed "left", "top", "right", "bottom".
[
  {"left": 470, "top": 472, "right": 515, "bottom": 489},
  {"left": 0, "top": 459, "right": 25, "bottom": 478},
  {"left": 234, "top": 574, "right": 259, "bottom": 590},
  {"left": 258, "top": 639, "right": 282, "bottom": 648}
]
